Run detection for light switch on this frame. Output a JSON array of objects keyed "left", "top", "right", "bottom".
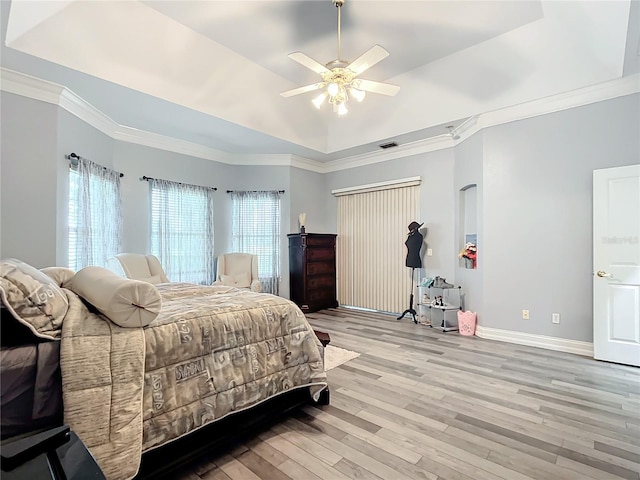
[{"left": 427, "top": 248, "right": 433, "bottom": 256}]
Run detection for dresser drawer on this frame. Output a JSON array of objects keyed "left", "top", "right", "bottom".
[
  {"left": 306, "top": 248, "right": 334, "bottom": 261},
  {"left": 307, "top": 262, "right": 335, "bottom": 275},
  {"left": 307, "top": 275, "right": 335, "bottom": 290},
  {"left": 305, "top": 236, "right": 335, "bottom": 247},
  {"left": 308, "top": 288, "right": 335, "bottom": 303}
]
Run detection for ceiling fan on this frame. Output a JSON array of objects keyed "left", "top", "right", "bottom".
[{"left": 280, "top": 0, "right": 399, "bottom": 115}]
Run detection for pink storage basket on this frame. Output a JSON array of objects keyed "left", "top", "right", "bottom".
[{"left": 457, "top": 310, "right": 477, "bottom": 336}]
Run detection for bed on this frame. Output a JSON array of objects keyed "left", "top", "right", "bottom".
[{"left": 0, "top": 259, "right": 329, "bottom": 480}]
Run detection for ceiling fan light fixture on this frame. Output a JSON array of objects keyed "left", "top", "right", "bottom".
[
  {"left": 327, "top": 82, "right": 340, "bottom": 96},
  {"left": 281, "top": 0, "right": 399, "bottom": 116},
  {"left": 312, "top": 92, "right": 328, "bottom": 109},
  {"left": 350, "top": 87, "right": 366, "bottom": 102}
]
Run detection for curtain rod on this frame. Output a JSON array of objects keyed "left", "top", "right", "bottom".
[
  {"left": 65, "top": 152, "right": 124, "bottom": 177},
  {"left": 226, "top": 190, "right": 285, "bottom": 194},
  {"left": 141, "top": 175, "right": 217, "bottom": 191}
]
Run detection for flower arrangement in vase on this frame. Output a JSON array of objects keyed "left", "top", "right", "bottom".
[{"left": 459, "top": 242, "right": 477, "bottom": 269}]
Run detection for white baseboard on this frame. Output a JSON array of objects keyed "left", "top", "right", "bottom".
[{"left": 474, "top": 325, "right": 593, "bottom": 357}]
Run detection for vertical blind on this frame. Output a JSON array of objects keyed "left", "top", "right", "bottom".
[
  {"left": 231, "top": 191, "right": 281, "bottom": 295},
  {"left": 68, "top": 158, "right": 122, "bottom": 271},
  {"left": 149, "top": 178, "right": 215, "bottom": 284},
  {"left": 336, "top": 182, "right": 420, "bottom": 313}
]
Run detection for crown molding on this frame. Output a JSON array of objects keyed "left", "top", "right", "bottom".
[
  {"left": 232, "top": 154, "right": 295, "bottom": 167},
  {"left": 2, "top": 67, "right": 638, "bottom": 173},
  {"left": 1, "top": 68, "right": 64, "bottom": 105},
  {"left": 114, "top": 125, "right": 234, "bottom": 163},
  {"left": 58, "top": 88, "right": 117, "bottom": 138},
  {"left": 290, "top": 155, "right": 327, "bottom": 173},
  {"left": 321, "top": 134, "right": 454, "bottom": 173},
  {"left": 452, "top": 74, "right": 640, "bottom": 143}
]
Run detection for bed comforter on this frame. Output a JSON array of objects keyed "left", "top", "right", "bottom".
[{"left": 61, "top": 283, "right": 327, "bottom": 480}]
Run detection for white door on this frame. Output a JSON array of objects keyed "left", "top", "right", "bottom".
[{"left": 593, "top": 164, "right": 640, "bottom": 366}]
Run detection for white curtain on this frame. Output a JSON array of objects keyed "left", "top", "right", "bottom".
[
  {"left": 68, "top": 158, "right": 122, "bottom": 270},
  {"left": 231, "top": 191, "right": 281, "bottom": 295},
  {"left": 149, "top": 178, "right": 215, "bottom": 284},
  {"left": 336, "top": 183, "right": 420, "bottom": 313}
]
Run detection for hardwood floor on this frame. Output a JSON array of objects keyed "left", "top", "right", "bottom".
[{"left": 175, "top": 307, "right": 640, "bottom": 480}]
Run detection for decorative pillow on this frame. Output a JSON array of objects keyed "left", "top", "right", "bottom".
[
  {"left": 221, "top": 272, "right": 251, "bottom": 288},
  {"left": 70, "top": 266, "right": 162, "bottom": 328},
  {"left": 0, "top": 258, "right": 69, "bottom": 340},
  {"left": 41, "top": 266, "right": 75, "bottom": 288}
]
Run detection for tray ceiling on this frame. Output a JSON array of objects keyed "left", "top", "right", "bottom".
[{"left": 1, "top": 1, "right": 637, "bottom": 162}]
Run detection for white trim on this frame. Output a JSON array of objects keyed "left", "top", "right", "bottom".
[
  {"left": 322, "top": 135, "right": 454, "bottom": 174},
  {"left": 0, "top": 68, "right": 64, "bottom": 105},
  {"left": 232, "top": 153, "right": 295, "bottom": 166},
  {"left": 2, "top": 67, "right": 638, "bottom": 172},
  {"left": 113, "top": 125, "right": 234, "bottom": 163},
  {"left": 290, "top": 155, "right": 327, "bottom": 173},
  {"left": 481, "top": 74, "right": 640, "bottom": 130},
  {"left": 474, "top": 325, "right": 594, "bottom": 357},
  {"left": 331, "top": 176, "right": 421, "bottom": 196},
  {"left": 59, "top": 88, "right": 117, "bottom": 138}
]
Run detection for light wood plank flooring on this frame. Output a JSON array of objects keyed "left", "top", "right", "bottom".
[{"left": 175, "top": 308, "right": 640, "bottom": 480}]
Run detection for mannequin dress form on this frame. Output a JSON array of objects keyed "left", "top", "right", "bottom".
[{"left": 398, "top": 221, "right": 423, "bottom": 323}]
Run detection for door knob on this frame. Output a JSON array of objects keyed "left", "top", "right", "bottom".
[{"left": 596, "top": 270, "right": 613, "bottom": 278}]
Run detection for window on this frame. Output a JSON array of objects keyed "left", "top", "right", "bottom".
[
  {"left": 149, "top": 178, "right": 215, "bottom": 284},
  {"left": 68, "top": 157, "right": 122, "bottom": 271},
  {"left": 231, "top": 191, "right": 281, "bottom": 295}
]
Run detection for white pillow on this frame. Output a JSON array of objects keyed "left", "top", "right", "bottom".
[
  {"left": 41, "top": 266, "right": 75, "bottom": 288},
  {"left": 221, "top": 272, "right": 251, "bottom": 288},
  {"left": 70, "top": 266, "right": 162, "bottom": 327}
]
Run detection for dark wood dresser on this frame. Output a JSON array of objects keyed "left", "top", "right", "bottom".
[{"left": 288, "top": 233, "right": 338, "bottom": 313}]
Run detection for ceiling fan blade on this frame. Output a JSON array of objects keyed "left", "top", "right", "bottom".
[
  {"left": 288, "top": 52, "right": 330, "bottom": 75},
  {"left": 347, "top": 45, "right": 389, "bottom": 76},
  {"left": 355, "top": 79, "right": 400, "bottom": 97},
  {"left": 280, "top": 83, "right": 325, "bottom": 98}
]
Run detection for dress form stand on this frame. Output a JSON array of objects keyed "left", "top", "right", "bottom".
[{"left": 397, "top": 267, "right": 418, "bottom": 323}]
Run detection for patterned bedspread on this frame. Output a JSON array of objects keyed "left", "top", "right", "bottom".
[{"left": 61, "top": 283, "right": 327, "bottom": 480}]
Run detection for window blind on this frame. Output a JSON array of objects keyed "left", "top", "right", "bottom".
[
  {"left": 149, "top": 179, "right": 215, "bottom": 284},
  {"left": 336, "top": 184, "right": 420, "bottom": 313},
  {"left": 231, "top": 191, "right": 281, "bottom": 295}
]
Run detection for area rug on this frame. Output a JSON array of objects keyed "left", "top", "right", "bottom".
[{"left": 324, "top": 345, "right": 361, "bottom": 371}]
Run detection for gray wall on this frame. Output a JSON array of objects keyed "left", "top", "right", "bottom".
[
  {"left": 290, "top": 167, "right": 328, "bottom": 234},
  {"left": 454, "top": 131, "right": 483, "bottom": 315},
  {"left": 2, "top": 89, "right": 638, "bottom": 345},
  {"left": 1, "top": 93, "right": 58, "bottom": 268},
  {"left": 480, "top": 93, "right": 639, "bottom": 342}
]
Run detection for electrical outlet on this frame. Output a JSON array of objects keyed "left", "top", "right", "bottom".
[
  {"left": 427, "top": 248, "right": 433, "bottom": 256},
  {"left": 552, "top": 313, "right": 560, "bottom": 324},
  {"left": 522, "top": 309, "right": 530, "bottom": 320}
]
